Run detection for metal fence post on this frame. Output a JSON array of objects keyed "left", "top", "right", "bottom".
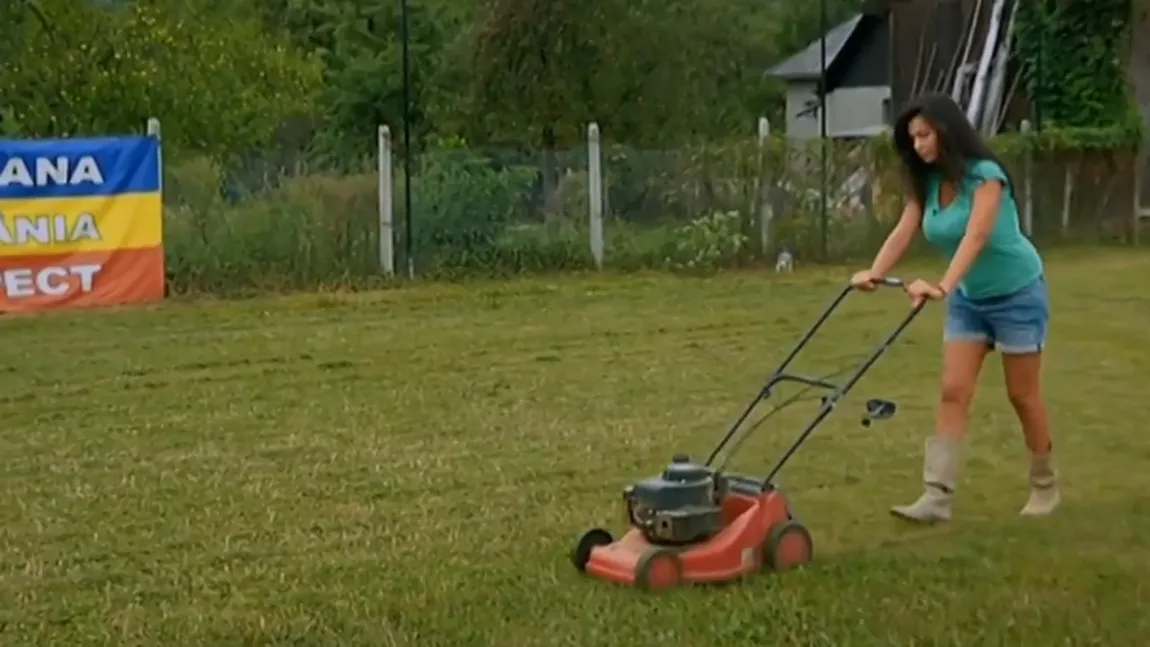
[
  {"left": 378, "top": 125, "right": 395, "bottom": 275},
  {"left": 757, "top": 117, "right": 773, "bottom": 257},
  {"left": 146, "top": 117, "right": 163, "bottom": 197},
  {"left": 588, "top": 123, "right": 604, "bottom": 269}
]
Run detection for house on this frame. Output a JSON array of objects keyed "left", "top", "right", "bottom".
[
  {"left": 765, "top": 0, "right": 1032, "bottom": 140},
  {"left": 764, "top": 10, "right": 892, "bottom": 140}
]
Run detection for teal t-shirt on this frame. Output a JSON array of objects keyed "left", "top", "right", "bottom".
[{"left": 921, "top": 159, "right": 1043, "bottom": 299}]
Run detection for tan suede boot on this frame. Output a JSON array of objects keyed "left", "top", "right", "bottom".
[
  {"left": 1019, "top": 450, "right": 1060, "bottom": 516},
  {"left": 890, "top": 435, "right": 962, "bottom": 523}
]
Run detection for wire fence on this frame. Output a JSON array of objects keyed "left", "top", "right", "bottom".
[{"left": 158, "top": 119, "right": 1145, "bottom": 292}]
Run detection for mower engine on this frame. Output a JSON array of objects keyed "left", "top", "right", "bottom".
[{"left": 623, "top": 454, "right": 728, "bottom": 545}]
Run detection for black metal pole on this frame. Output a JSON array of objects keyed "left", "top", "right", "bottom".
[
  {"left": 1034, "top": 7, "right": 1043, "bottom": 131},
  {"left": 401, "top": 0, "right": 415, "bottom": 278},
  {"left": 818, "top": 0, "right": 828, "bottom": 261}
]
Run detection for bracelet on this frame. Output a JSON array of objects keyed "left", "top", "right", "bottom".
[{"left": 936, "top": 284, "right": 949, "bottom": 297}]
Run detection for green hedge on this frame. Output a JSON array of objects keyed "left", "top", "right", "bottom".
[
  {"left": 1014, "top": 0, "right": 1140, "bottom": 134},
  {"left": 160, "top": 128, "right": 1144, "bottom": 295}
]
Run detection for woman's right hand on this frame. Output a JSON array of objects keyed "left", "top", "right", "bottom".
[{"left": 850, "top": 269, "right": 880, "bottom": 292}]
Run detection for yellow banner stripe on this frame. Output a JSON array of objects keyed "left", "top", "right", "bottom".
[{"left": 0, "top": 191, "right": 162, "bottom": 257}]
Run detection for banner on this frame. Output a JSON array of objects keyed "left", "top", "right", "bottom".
[{"left": 0, "top": 135, "right": 164, "bottom": 313}]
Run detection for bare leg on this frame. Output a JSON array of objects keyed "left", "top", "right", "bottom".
[
  {"left": 936, "top": 340, "right": 992, "bottom": 440},
  {"left": 1001, "top": 352, "right": 1052, "bottom": 451},
  {"left": 891, "top": 341, "right": 990, "bottom": 523},
  {"left": 1002, "top": 351, "right": 1059, "bottom": 515}
]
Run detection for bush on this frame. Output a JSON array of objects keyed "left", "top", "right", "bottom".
[
  {"left": 665, "top": 210, "right": 749, "bottom": 273},
  {"left": 163, "top": 156, "right": 379, "bottom": 294},
  {"left": 404, "top": 138, "right": 539, "bottom": 276}
]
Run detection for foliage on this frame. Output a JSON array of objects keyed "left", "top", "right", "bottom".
[
  {"left": 5, "top": 0, "right": 1135, "bottom": 158},
  {"left": 464, "top": 0, "right": 864, "bottom": 151},
  {"left": 1014, "top": 0, "right": 1141, "bottom": 138},
  {"left": 163, "top": 157, "right": 381, "bottom": 294},
  {"left": 3, "top": 0, "right": 1142, "bottom": 293},
  {"left": 0, "top": 0, "right": 322, "bottom": 157},
  {"left": 870, "top": 125, "right": 1144, "bottom": 160},
  {"left": 407, "top": 137, "right": 540, "bottom": 275},
  {"left": 264, "top": 0, "right": 451, "bottom": 164},
  {"left": 667, "top": 211, "right": 750, "bottom": 273},
  {"left": 157, "top": 126, "right": 1139, "bottom": 294}
]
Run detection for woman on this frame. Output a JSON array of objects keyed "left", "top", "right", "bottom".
[{"left": 850, "top": 93, "right": 1059, "bottom": 522}]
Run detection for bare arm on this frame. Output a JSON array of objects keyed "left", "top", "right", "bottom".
[
  {"left": 937, "top": 181, "right": 1002, "bottom": 293},
  {"left": 869, "top": 200, "right": 923, "bottom": 276}
]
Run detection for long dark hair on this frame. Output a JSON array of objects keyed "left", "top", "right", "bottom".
[{"left": 892, "top": 92, "right": 1015, "bottom": 207}]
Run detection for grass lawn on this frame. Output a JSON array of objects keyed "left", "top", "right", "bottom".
[{"left": 2, "top": 250, "right": 1149, "bottom": 646}]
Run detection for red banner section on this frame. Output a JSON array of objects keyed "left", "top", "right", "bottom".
[{"left": 0, "top": 246, "right": 164, "bottom": 313}]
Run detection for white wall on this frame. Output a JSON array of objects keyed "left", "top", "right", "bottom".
[{"left": 784, "top": 83, "right": 892, "bottom": 139}]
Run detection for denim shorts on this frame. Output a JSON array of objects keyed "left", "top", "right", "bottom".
[{"left": 944, "top": 277, "right": 1049, "bottom": 354}]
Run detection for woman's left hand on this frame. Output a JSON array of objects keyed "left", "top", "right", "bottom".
[{"left": 905, "top": 279, "right": 946, "bottom": 308}]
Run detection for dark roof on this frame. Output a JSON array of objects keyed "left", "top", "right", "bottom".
[{"left": 765, "top": 13, "right": 865, "bottom": 81}]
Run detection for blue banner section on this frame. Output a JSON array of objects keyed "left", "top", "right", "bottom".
[{"left": 0, "top": 136, "right": 160, "bottom": 199}]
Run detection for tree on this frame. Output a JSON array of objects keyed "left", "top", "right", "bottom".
[
  {"left": 463, "top": 0, "right": 859, "bottom": 150},
  {"left": 1, "top": 0, "right": 322, "bottom": 157}
]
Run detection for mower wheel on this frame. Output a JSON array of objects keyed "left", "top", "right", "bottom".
[
  {"left": 571, "top": 528, "right": 613, "bottom": 572},
  {"left": 763, "top": 520, "right": 813, "bottom": 572},
  {"left": 635, "top": 547, "right": 682, "bottom": 592}
]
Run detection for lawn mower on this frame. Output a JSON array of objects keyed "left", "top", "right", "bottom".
[{"left": 571, "top": 278, "right": 922, "bottom": 591}]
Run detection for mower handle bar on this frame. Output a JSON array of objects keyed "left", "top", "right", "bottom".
[
  {"left": 704, "top": 277, "right": 924, "bottom": 480},
  {"left": 757, "top": 276, "right": 911, "bottom": 383}
]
